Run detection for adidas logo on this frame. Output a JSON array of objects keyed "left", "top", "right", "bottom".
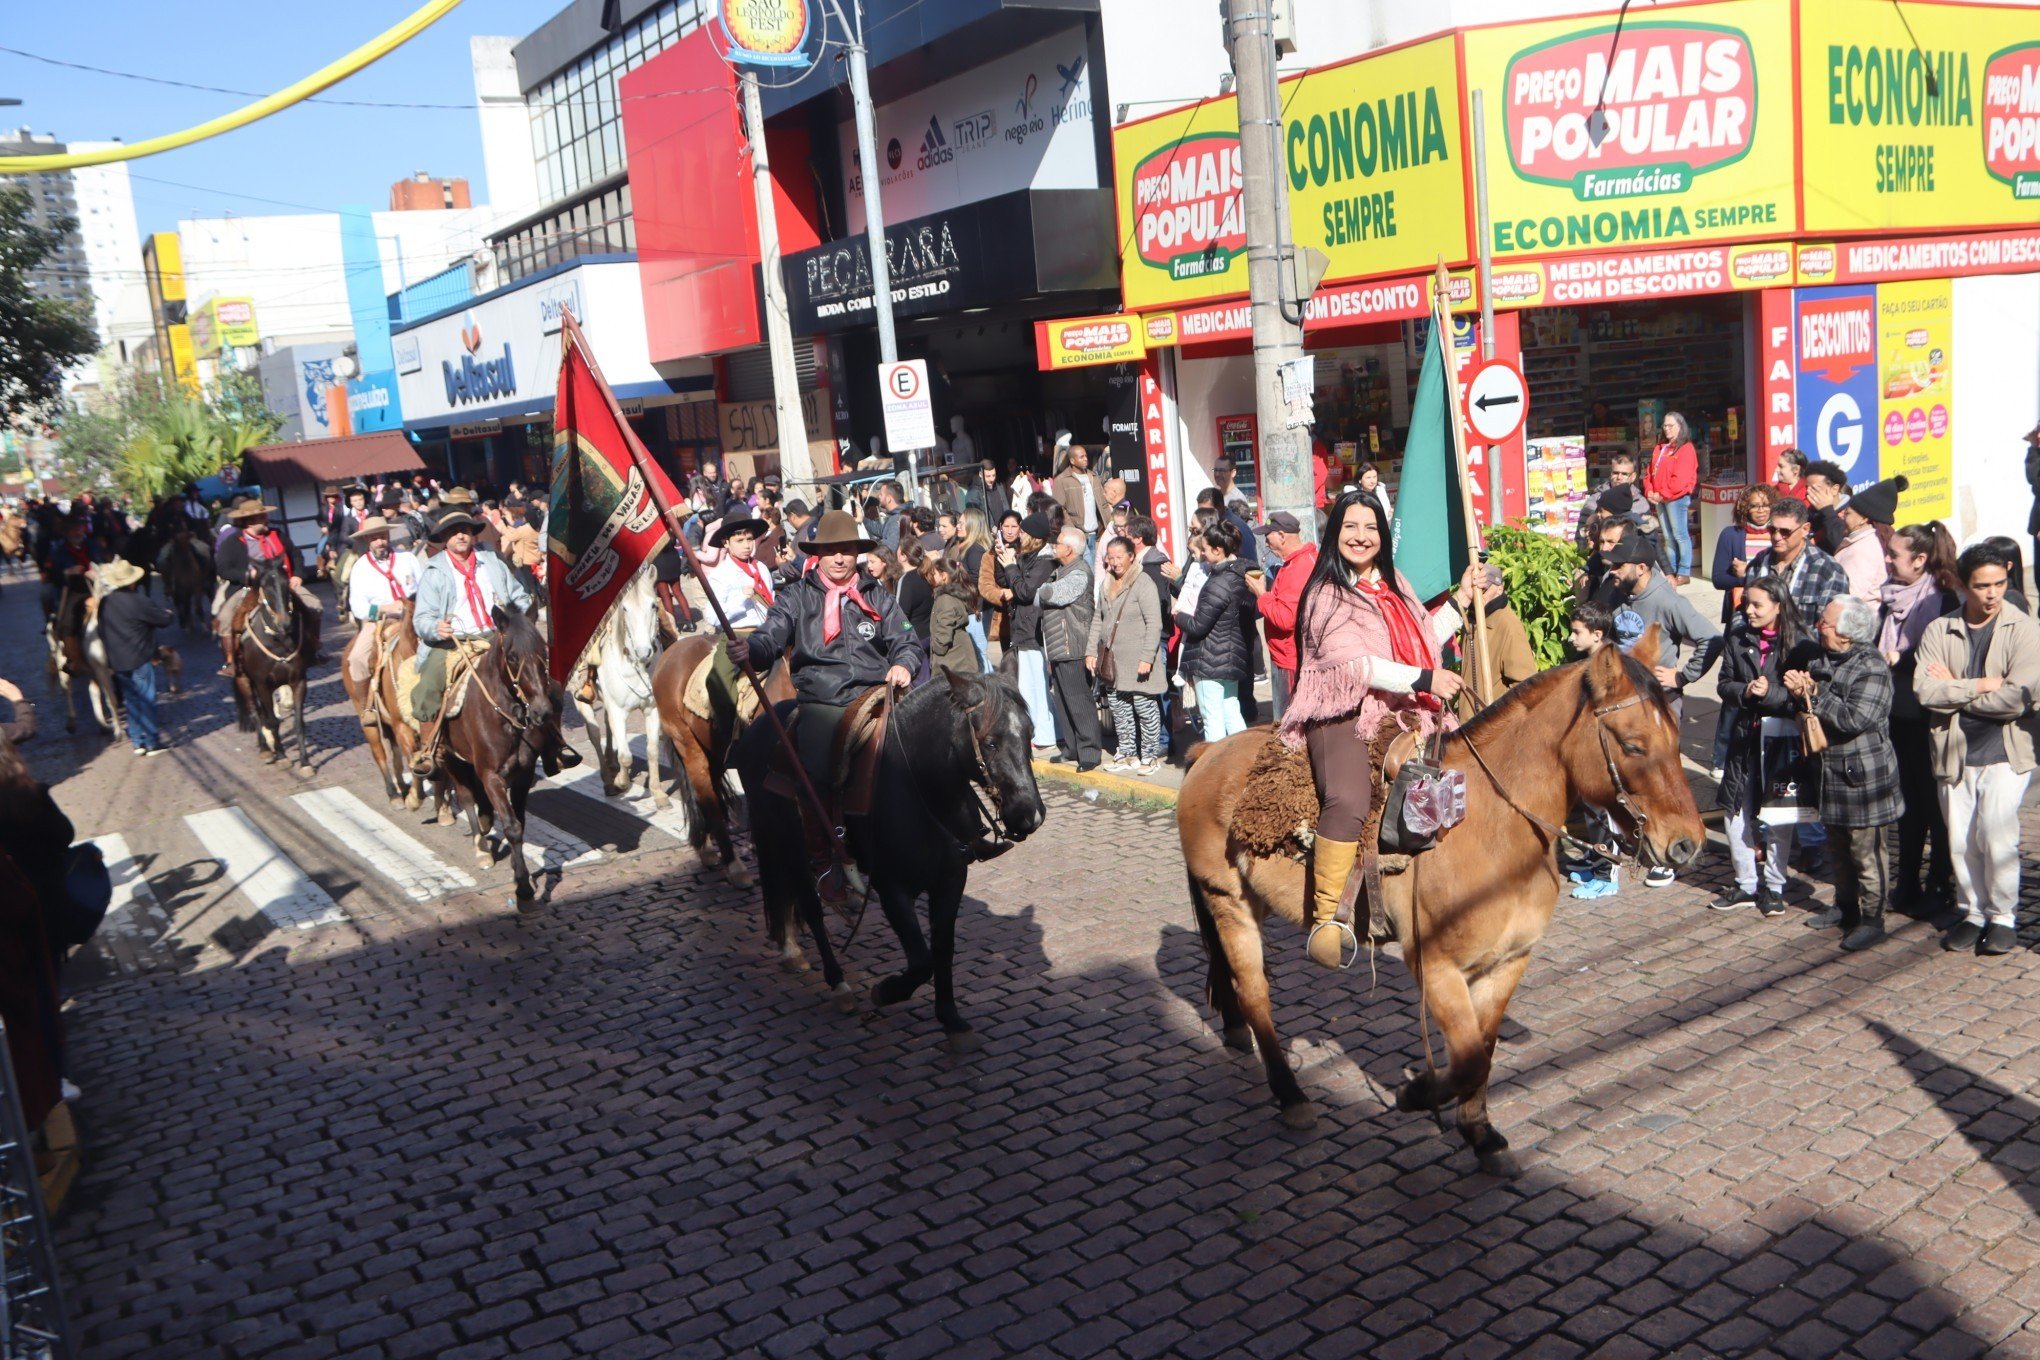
[{"left": 916, "top": 115, "right": 953, "bottom": 170}]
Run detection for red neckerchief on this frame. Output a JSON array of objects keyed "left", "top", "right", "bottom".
[
  {"left": 245, "top": 528, "right": 283, "bottom": 561},
  {"left": 732, "top": 554, "right": 773, "bottom": 605},
  {"left": 1351, "top": 573, "right": 1441, "bottom": 709},
  {"left": 449, "top": 550, "right": 492, "bottom": 631},
  {"left": 365, "top": 551, "right": 407, "bottom": 601},
  {"left": 820, "top": 573, "right": 880, "bottom": 644}
]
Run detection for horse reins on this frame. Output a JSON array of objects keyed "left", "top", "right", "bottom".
[
  {"left": 884, "top": 691, "right": 1012, "bottom": 851},
  {"left": 243, "top": 588, "right": 301, "bottom": 665},
  {"left": 1455, "top": 693, "right": 1650, "bottom": 863}
]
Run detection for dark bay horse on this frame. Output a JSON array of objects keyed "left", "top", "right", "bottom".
[
  {"left": 162, "top": 528, "right": 211, "bottom": 632},
  {"left": 647, "top": 631, "right": 793, "bottom": 887},
  {"left": 735, "top": 669, "right": 1047, "bottom": 1046},
  {"left": 232, "top": 562, "right": 311, "bottom": 770},
  {"left": 439, "top": 606, "right": 554, "bottom": 906},
  {"left": 1175, "top": 631, "right": 1703, "bottom": 1176}
]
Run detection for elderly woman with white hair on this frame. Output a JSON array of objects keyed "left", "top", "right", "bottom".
[{"left": 1784, "top": 595, "right": 1905, "bottom": 952}]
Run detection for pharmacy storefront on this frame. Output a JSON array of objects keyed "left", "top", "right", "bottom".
[
  {"left": 394, "top": 259, "right": 713, "bottom": 488},
  {"left": 1048, "top": 0, "right": 2040, "bottom": 559}
]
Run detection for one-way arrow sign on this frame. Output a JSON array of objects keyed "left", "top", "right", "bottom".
[{"left": 1464, "top": 359, "right": 1528, "bottom": 444}]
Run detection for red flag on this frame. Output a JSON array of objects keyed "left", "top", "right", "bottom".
[{"left": 545, "top": 326, "right": 684, "bottom": 684}]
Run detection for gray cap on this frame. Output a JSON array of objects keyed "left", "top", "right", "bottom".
[{"left": 1266, "top": 510, "right": 1302, "bottom": 534}]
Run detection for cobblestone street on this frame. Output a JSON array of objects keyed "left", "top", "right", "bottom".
[{"left": 14, "top": 568, "right": 2040, "bottom": 1360}]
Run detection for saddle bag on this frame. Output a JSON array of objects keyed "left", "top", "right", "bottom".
[{"left": 1379, "top": 747, "right": 1468, "bottom": 855}]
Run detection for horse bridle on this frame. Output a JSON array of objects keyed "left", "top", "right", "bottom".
[
  {"left": 1457, "top": 692, "right": 1652, "bottom": 863},
  {"left": 885, "top": 692, "right": 1012, "bottom": 848},
  {"left": 244, "top": 583, "right": 301, "bottom": 664},
  {"left": 469, "top": 637, "right": 547, "bottom": 735}
]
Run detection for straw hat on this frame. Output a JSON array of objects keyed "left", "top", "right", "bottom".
[
  {"left": 440, "top": 486, "right": 478, "bottom": 506},
  {"left": 228, "top": 500, "right": 272, "bottom": 522},
  {"left": 799, "top": 509, "right": 878, "bottom": 554},
  {"left": 347, "top": 515, "right": 397, "bottom": 543},
  {"left": 100, "top": 559, "right": 145, "bottom": 591}
]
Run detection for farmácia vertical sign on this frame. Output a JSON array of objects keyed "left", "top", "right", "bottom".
[
  {"left": 1798, "top": 0, "right": 2040, "bottom": 232},
  {"left": 1464, "top": 3, "right": 1797, "bottom": 258}
]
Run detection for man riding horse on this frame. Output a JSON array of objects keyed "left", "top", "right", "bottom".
[
  {"left": 343, "top": 515, "right": 418, "bottom": 689},
  {"left": 741, "top": 508, "right": 966, "bottom": 911},
  {"left": 41, "top": 513, "right": 100, "bottom": 621},
  {"left": 406, "top": 508, "right": 579, "bottom": 779},
  {"left": 216, "top": 501, "right": 324, "bottom": 680}
]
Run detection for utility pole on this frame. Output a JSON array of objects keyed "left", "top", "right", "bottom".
[
  {"left": 825, "top": 0, "right": 920, "bottom": 500},
  {"left": 1226, "top": 0, "right": 1312, "bottom": 532},
  {"left": 740, "top": 70, "right": 816, "bottom": 492}
]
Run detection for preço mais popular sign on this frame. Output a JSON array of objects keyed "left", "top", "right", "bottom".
[
  {"left": 1465, "top": 4, "right": 1796, "bottom": 258},
  {"left": 1113, "top": 35, "right": 1466, "bottom": 312},
  {"left": 1034, "top": 314, "right": 1146, "bottom": 370},
  {"left": 1799, "top": 0, "right": 2040, "bottom": 232}
]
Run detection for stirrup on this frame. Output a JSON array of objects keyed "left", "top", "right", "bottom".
[
  {"left": 815, "top": 861, "right": 856, "bottom": 920},
  {"left": 968, "top": 837, "right": 1014, "bottom": 862},
  {"left": 1307, "top": 918, "right": 1361, "bottom": 971}
]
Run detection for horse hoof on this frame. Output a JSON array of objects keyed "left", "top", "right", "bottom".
[
  {"left": 261, "top": 750, "right": 277, "bottom": 764},
  {"left": 870, "top": 981, "right": 904, "bottom": 1010},
  {"left": 942, "top": 1029, "right": 982, "bottom": 1053},
  {"left": 779, "top": 948, "right": 810, "bottom": 974},
  {"left": 725, "top": 862, "right": 756, "bottom": 889},
  {"left": 404, "top": 792, "right": 422, "bottom": 810},
  {"left": 1477, "top": 1148, "right": 1522, "bottom": 1179},
  {"left": 389, "top": 796, "right": 406, "bottom": 809},
  {"left": 1279, "top": 1101, "right": 1318, "bottom": 1131},
  {"left": 830, "top": 984, "right": 858, "bottom": 1014},
  {"left": 1222, "top": 1024, "right": 1254, "bottom": 1053},
  {"left": 437, "top": 808, "right": 456, "bottom": 826},
  {"left": 294, "top": 763, "right": 314, "bottom": 779}
]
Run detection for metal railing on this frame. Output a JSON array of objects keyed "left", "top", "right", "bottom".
[{"left": 0, "top": 1018, "right": 72, "bottom": 1360}]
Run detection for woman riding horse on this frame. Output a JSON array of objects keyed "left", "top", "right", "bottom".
[{"left": 1282, "top": 490, "right": 1482, "bottom": 967}]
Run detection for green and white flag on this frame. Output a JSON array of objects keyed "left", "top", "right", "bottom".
[{"left": 1390, "top": 317, "right": 1471, "bottom": 601}]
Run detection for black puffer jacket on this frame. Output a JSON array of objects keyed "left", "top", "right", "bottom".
[
  {"left": 1179, "top": 558, "right": 1254, "bottom": 683},
  {"left": 744, "top": 570, "right": 924, "bottom": 707},
  {"left": 1715, "top": 619, "right": 1819, "bottom": 813},
  {"left": 996, "top": 550, "right": 1057, "bottom": 651}
]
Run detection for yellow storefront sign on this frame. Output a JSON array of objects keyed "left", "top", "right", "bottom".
[
  {"left": 1464, "top": 2, "right": 1797, "bottom": 259},
  {"left": 1800, "top": 0, "right": 2040, "bottom": 233},
  {"left": 1035, "top": 314, "right": 1146, "bottom": 370},
  {"left": 1112, "top": 34, "right": 1466, "bottom": 312},
  {"left": 1876, "top": 277, "right": 1954, "bottom": 520}
]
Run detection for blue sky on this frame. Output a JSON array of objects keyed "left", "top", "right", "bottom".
[{"left": 3, "top": 0, "right": 565, "bottom": 235}]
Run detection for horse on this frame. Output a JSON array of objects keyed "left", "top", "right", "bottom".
[
  {"left": 648, "top": 631, "right": 793, "bottom": 887},
  {"left": 343, "top": 602, "right": 417, "bottom": 808},
  {"left": 162, "top": 528, "right": 212, "bottom": 633},
  {"left": 571, "top": 566, "right": 666, "bottom": 801},
  {"left": 230, "top": 562, "right": 312, "bottom": 771},
  {"left": 437, "top": 606, "right": 554, "bottom": 905},
  {"left": 1175, "top": 631, "right": 1704, "bottom": 1176},
  {"left": 734, "top": 669, "right": 1047, "bottom": 1045},
  {"left": 44, "top": 582, "right": 121, "bottom": 739}
]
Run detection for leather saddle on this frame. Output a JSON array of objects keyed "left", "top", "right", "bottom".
[{"left": 765, "top": 685, "right": 892, "bottom": 817}]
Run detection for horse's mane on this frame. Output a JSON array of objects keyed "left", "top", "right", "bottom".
[
  {"left": 1447, "top": 651, "right": 1663, "bottom": 746},
  {"left": 495, "top": 604, "right": 547, "bottom": 669},
  {"left": 894, "top": 669, "right": 1027, "bottom": 735}
]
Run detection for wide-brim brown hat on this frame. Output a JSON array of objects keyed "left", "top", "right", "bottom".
[
  {"left": 428, "top": 509, "right": 487, "bottom": 541},
  {"left": 799, "top": 509, "right": 878, "bottom": 554},
  {"left": 348, "top": 515, "right": 396, "bottom": 542},
  {"left": 710, "top": 516, "right": 769, "bottom": 547},
  {"left": 99, "top": 559, "right": 145, "bottom": 591},
  {"left": 440, "top": 486, "right": 478, "bottom": 506},
  {"left": 228, "top": 500, "right": 272, "bottom": 522}
]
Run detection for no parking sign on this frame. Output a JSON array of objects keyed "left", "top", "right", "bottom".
[{"left": 879, "top": 359, "right": 936, "bottom": 453}]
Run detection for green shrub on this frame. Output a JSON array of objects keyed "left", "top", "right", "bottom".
[{"left": 1483, "top": 523, "right": 1585, "bottom": 669}]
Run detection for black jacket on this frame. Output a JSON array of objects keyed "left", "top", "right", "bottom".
[
  {"left": 1715, "top": 620, "right": 1820, "bottom": 812},
  {"left": 98, "top": 589, "right": 177, "bottom": 672},
  {"left": 996, "top": 551, "right": 1057, "bottom": 651},
  {"left": 897, "top": 570, "right": 934, "bottom": 644},
  {"left": 1179, "top": 558, "right": 1254, "bottom": 683},
  {"left": 216, "top": 530, "right": 297, "bottom": 586},
  {"left": 1811, "top": 504, "right": 1846, "bottom": 557},
  {"left": 965, "top": 482, "right": 1011, "bottom": 524},
  {"left": 745, "top": 570, "right": 924, "bottom": 707},
  {"left": 1885, "top": 587, "right": 1959, "bottom": 724}
]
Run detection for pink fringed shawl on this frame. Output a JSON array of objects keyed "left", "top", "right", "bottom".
[{"left": 1278, "top": 569, "right": 1457, "bottom": 749}]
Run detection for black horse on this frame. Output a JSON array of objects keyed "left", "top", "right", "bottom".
[
  {"left": 232, "top": 561, "right": 311, "bottom": 771},
  {"left": 735, "top": 669, "right": 1047, "bottom": 1048}
]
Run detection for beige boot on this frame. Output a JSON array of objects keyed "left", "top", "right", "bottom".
[{"left": 1307, "top": 837, "right": 1361, "bottom": 969}]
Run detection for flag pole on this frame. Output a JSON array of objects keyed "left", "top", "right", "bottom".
[
  {"left": 1432, "top": 260, "right": 1496, "bottom": 704},
  {"left": 555, "top": 311, "right": 847, "bottom": 874}
]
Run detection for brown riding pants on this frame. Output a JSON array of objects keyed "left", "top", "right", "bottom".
[{"left": 1306, "top": 719, "right": 1373, "bottom": 842}]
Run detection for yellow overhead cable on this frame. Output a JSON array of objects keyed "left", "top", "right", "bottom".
[{"left": 0, "top": 0, "right": 464, "bottom": 175}]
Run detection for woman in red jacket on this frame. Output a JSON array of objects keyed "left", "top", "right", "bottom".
[{"left": 1643, "top": 410, "right": 1699, "bottom": 583}]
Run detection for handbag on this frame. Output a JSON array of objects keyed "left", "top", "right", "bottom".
[
  {"left": 1797, "top": 687, "right": 1829, "bottom": 755},
  {"left": 1095, "top": 600, "right": 1124, "bottom": 689}
]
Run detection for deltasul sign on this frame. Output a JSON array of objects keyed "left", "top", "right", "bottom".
[
  {"left": 1505, "top": 23, "right": 1758, "bottom": 202},
  {"left": 1129, "top": 133, "right": 1246, "bottom": 282}
]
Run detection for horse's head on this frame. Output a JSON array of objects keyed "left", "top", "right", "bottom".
[
  {"left": 491, "top": 604, "right": 554, "bottom": 729},
  {"left": 1575, "top": 625, "right": 1704, "bottom": 870},
  {"left": 942, "top": 668, "right": 1045, "bottom": 841},
  {"left": 255, "top": 561, "right": 293, "bottom": 617}
]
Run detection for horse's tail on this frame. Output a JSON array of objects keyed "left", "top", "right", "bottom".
[{"left": 1181, "top": 740, "right": 1212, "bottom": 769}]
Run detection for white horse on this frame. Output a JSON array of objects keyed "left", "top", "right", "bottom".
[
  {"left": 573, "top": 565, "right": 669, "bottom": 802},
  {"left": 46, "top": 589, "right": 123, "bottom": 740}
]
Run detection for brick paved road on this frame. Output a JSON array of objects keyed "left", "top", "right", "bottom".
[{"left": 16, "top": 563, "right": 2040, "bottom": 1359}]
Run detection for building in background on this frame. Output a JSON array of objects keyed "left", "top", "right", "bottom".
[
  {"left": 66, "top": 146, "right": 154, "bottom": 366},
  {"left": 1, "top": 129, "right": 91, "bottom": 317},
  {"left": 390, "top": 172, "right": 472, "bottom": 212}
]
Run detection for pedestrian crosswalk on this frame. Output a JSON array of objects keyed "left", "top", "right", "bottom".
[{"left": 85, "top": 750, "right": 708, "bottom": 954}]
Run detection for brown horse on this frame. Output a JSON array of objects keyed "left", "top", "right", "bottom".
[
  {"left": 648, "top": 632, "right": 793, "bottom": 887},
  {"left": 437, "top": 606, "right": 554, "bottom": 905},
  {"left": 1176, "top": 631, "right": 1703, "bottom": 1176},
  {"left": 343, "top": 603, "right": 416, "bottom": 808},
  {"left": 163, "top": 529, "right": 211, "bottom": 633},
  {"left": 231, "top": 562, "right": 311, "bottom": 771}
]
